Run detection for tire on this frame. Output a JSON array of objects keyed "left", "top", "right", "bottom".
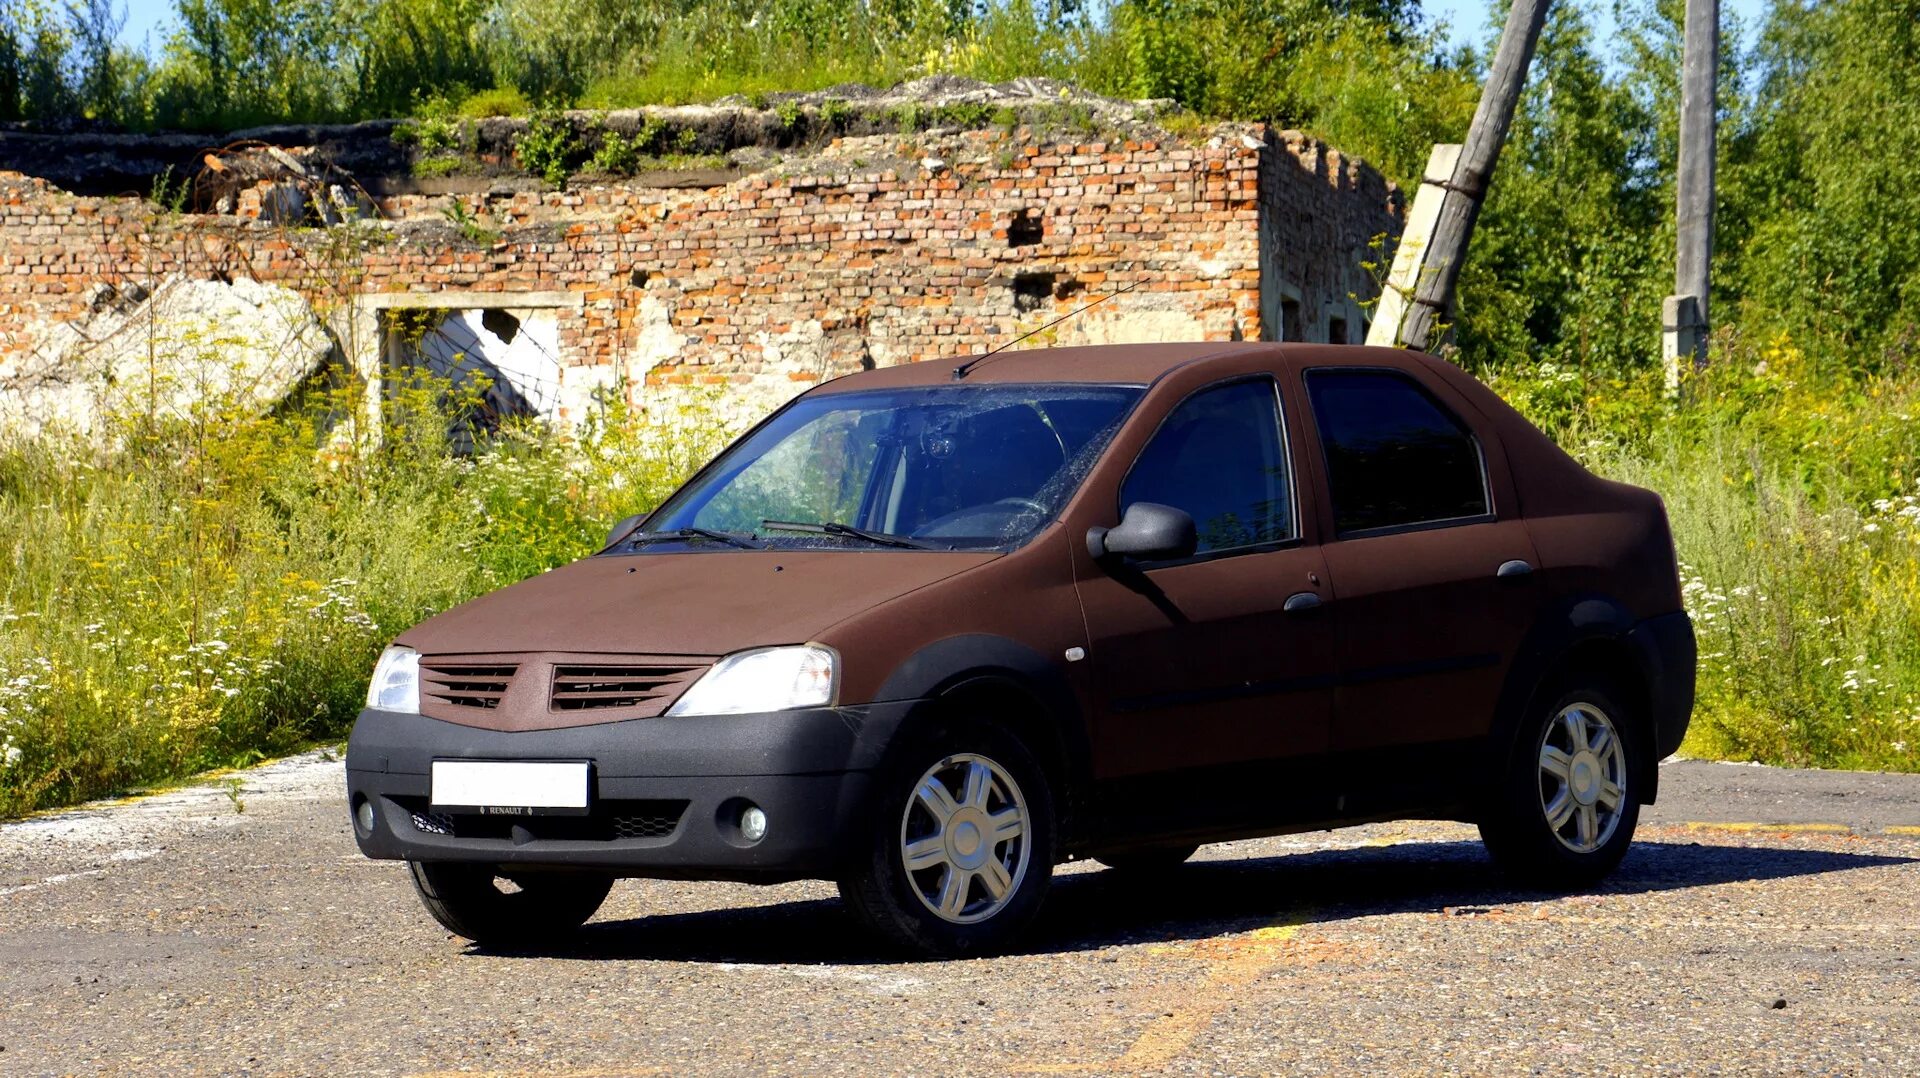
[
  {"left": 407, "top": 861, "right": 613, "bottom": 947},
  {"left": 838, "top": 713, "right": 1055, "bottom": 958},
  {"left": 1095, "top": 844, "right": 1198, "bottom": 873},
  {"left": 1479, "top": 680, "right": 1643, "bottom": 889}
]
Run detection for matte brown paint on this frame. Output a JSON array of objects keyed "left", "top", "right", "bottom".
[
  {"left": 396, "top": 548, "right": 995, "bottom": 729},
  {"left": 388, "top": 343, "right": 1685, "bottom": 779}
]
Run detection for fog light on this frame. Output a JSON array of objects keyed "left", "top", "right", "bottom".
[
  {"left": 353, "top": 796, "right": 375, "bottom": 837},
  {"left": 739, "top": 805, "right": 768, "bottom": 843}
]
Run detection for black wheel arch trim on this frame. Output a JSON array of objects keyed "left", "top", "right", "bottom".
[
  {"left": 872, "top": 633, "right": 1095, "bottom": 847},
  {"left": 1488, "top": 594, "right": 1696, "bottom": 807}
]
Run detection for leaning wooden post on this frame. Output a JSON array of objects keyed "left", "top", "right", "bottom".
[
  {"left": 1664, "top": 0, "right": 1718, "bottom": 389},
  {"left": 1389, "top": 0, "right": 1550, "bottom": 353}
]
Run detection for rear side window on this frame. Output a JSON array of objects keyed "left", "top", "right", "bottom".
[
  {"left": 1121, "top": 378, "right": 1293, "bottom": 554},
  {"left": 1305, "top": 369, "right": 1489, "bottom": 535}
]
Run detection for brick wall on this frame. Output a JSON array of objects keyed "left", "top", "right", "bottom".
[{"left": 0, "top": 123, "right": 1401, "bottom": 428}]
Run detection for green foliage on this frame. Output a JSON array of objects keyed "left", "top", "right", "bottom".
[
  {"left": 516, "top": 109, "right": 579, "bottom": 186},
  {"left": 818, "top": 95, "right": 851, "bottom": 128},
  {"left": 440, "top": 199, "right": 498, "bottom": 244},
  {"left": 0, "top": 373, "right": 727, "bottom": 818},
  {"left": 458, "top": 85, "right": 529, "bottom": 118},
  {"left": 588, "top": 125, "right": 643, "bottom": 174},
  {"left": 393, "top": 92, "right": 466, "bottom": 154},
  {"left": 1451, "top": 7, "right": 1667, "bottom": 370},
  {"left": 774, "top": 98, "right": 803, "bottom": 131},
  {"left": 1489, "top": 335, "right": 1920, "bottom": 772},
  {"left": 1717, "top": 0, "right": 1920, "bottom": 367}
]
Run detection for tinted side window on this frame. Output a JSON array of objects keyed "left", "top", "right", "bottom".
[
  {"left": 1306, "top": 370, "right": 1489, "bottom": 535},
  {"left": 1121, "top": 379, "right": 1293, "bottom": 554}
]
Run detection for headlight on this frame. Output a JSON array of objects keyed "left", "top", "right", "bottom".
[
  {"left": 366, "top": 646, "right": 421, "bottom": 713},
  {"left": 666, "top": 645, "right": 838, "bottom": 717}
]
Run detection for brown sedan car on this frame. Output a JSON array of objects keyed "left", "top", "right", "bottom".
[{"left": 347, "top": 343, "right": 1695, "bottom": 956}]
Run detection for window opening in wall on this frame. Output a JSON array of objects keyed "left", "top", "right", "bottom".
[
  {"left": 1281, "top": 298, "right": 1305, "bottom": 342},
  {"left": 1013, "top": 272, "right": 1056, "bottom": 313},
  {"left": 384, "top": 306, "right": 562, "bottom": 451},
  {"left": 1007, "top": 212, "right": 1044, "bottom": 248},
  {"left": 480, "top": 308, "right": 521, "bottom": 345},
  {"left": 1328, "top": 316, "right": 1348, "bottom": 345}
]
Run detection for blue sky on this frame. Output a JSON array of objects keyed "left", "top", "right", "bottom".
[{"left": 111, "top": 0, "right": 1769, "bottom": 59}]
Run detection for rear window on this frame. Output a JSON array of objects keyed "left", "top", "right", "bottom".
[{"left": 1305, "top": 369, "right": 1489, "bottom": 535}]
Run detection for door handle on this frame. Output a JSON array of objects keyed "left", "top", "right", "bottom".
[
  {"left": 1496, "top": 559, "right": 1534, "bottom": 579},
  {"left": 1283, "top": 591, "right": 1323, "bottom": 613}
]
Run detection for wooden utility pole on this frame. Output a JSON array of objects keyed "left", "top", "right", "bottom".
[
  {"left": 1370, "top": 0, "right": 1549, "bottom": 353},
  {"left": 1665, "top": 0, "right": 1718, "bottom": 386}
]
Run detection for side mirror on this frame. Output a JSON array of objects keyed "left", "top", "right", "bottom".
[
  {"left": 1086, "top": 502, "right": 1198, "bottom": 563},
  {"left": 605, "top": 513, "right": 644, "bottom": 550}
]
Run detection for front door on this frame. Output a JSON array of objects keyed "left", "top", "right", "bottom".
[{"left": 1073, "top": 376, "right": 1336, "bottom": 834}]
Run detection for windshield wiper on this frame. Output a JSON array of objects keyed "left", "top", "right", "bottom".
[
  {"left": 622, "top": 527, "right": 764, "bottom": 550},
  {"left": 760, "top": 519, "right": 941, "bottom": 550}
]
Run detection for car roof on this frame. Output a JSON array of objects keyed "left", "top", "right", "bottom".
[{"left": 807, "top": 341, "right": 1433, "bottom": 392}]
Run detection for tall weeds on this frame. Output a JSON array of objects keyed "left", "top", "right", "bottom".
[
  {"left": 0, "top": 378, "right": 726, "bottom": 817},
  {"left": 1487, "top": 333, "right": 1920, "bottom": 772}
]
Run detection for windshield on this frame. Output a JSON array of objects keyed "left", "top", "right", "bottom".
[{"left": 637, "top": 384, "right": 1143, "bottom": 551}]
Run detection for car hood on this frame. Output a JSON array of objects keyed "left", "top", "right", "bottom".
[{"left": 396, "top": 548, "right": 1000, "bottom": 659}]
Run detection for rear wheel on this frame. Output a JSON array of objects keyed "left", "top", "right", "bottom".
[
  {"left": 839, "top": 715, "right": 1055, "bottom": 957},
  {"left": 407, "top": 861, "right": 612, "bottom": 947},
  {"left": 1095, "top": 844, "right": 1198, "bottom": 873},
  {"left": 1480, "top": 681, "right": 1641, "bottom": 888}
]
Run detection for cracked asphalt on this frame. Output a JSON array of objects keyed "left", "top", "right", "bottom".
[{"left": 3, "top": 756, "right": 1918, "bottom": 1076}]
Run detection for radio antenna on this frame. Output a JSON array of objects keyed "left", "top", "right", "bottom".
[{"left": 952, "top": 277, "right": 1142, "bottom": 380}]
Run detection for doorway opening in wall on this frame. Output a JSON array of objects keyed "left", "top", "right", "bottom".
[
  {"left": 1281, "top": 298, "right": 1305, "bottom": 342},
  {"left": 1328, "top": 315, "right": 1348, "bottom": 345},
  {"left": 382, "top": 306, "right": 562, "bottom": 451}
]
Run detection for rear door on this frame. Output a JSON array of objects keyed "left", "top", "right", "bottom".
[{"left": 1294, "top": 363, "right": 1540, "bottom": 811}]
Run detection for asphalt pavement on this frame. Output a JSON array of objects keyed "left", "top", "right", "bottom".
[{"left": 2, "top": 755, "right": 1917, "bottom": 1076}]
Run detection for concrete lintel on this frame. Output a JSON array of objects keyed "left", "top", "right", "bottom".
[{"left": 359, "top": 290, "right": 583, "bottom": 311}]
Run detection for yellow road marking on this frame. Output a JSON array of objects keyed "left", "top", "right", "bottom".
[
  {"left": 1682, "top": 821, "right": 1856, "bottom": 835},
  {"left": 1884, "top": 826, "right": 1920, "bottom": 837},
  {"left": 1027, "top": 916, "right": 1312, "bottom": 1075}
]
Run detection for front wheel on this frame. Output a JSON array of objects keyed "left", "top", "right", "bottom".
[
  {"left": 407, "top": 861, "right": 613, "bottom": 947},
  {"left": 839, "top": 715, "right": 1055, "bottom": 957},
  {"left": 1479, "top": 682, "right": 1642, "bottom": 889}
]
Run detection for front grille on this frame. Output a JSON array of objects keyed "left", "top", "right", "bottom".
[
  {"left": 400, "top": 798, "right": 687, "bottom": 843},
  {"left": 611, "top": 807, "right": 683, "bottom": 839},
  {"left": 410, "top": 809, "right": 455, "bottom": 835},
  {"left": 420, "top": 662, "right": 519, "bottom": 710},
  {"left": 549, "top": 663, "right": 705, "bottom": 712}
]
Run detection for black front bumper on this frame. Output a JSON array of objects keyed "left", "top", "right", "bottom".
[{"left": 345, "top": 700, "right": 920, "bottom": 882}]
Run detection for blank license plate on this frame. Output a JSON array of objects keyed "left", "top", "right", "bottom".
[{"left": 430, "top": 760, "right": 591, "bottom": 816}]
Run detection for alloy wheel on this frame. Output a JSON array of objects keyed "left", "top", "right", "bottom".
[
  {"left": 1537, "top": 702, "right": 1628, "bottom": 854},
  {"left": 898, "top": 753, "right": 1031, "bottom": 924}
]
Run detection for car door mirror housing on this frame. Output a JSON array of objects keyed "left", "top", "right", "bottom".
[
  {"left": 1088, "top": 502, "right": 1198, "bottom": 562},
  {"left": 605, "top": 513, "right": 644, "bottom": 550}
]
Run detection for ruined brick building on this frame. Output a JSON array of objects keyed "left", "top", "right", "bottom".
[{"left": 0, "top": 85, "right": 1402, "bottom": 435}]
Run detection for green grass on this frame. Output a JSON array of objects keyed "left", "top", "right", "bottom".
[{"left": 0, "top": 376, "right": 727, "bottom": 818}]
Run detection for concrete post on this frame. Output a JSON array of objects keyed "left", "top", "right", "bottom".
[{"left": 1367, "top": 144, "right": 1462, "bottom": 348}]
